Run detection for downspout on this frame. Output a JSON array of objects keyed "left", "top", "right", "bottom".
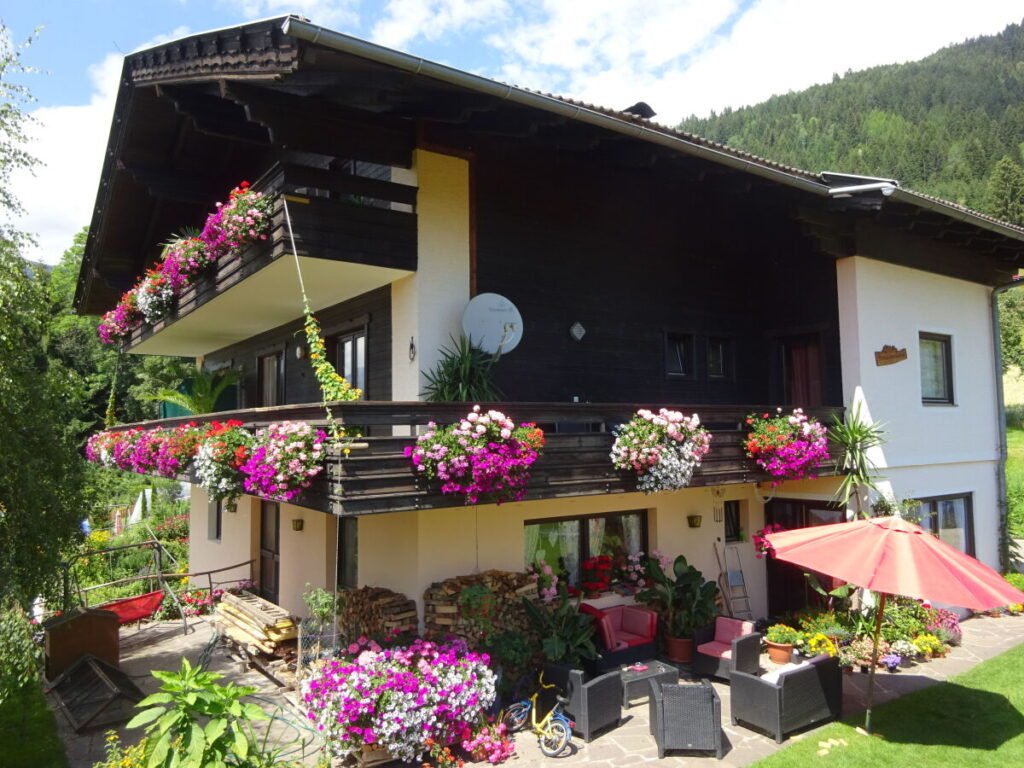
[{"left": 993, "top": 277, "right": 1024, "bottom": 571}]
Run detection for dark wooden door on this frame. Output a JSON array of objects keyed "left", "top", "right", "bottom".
[
  {"left": 782, "top": 335, "right": 823, "bottom": 406},
  {"left": 259, "top": 501, "right": 280, "bottom": 604},
  {"left": 765, "top": 499, "right": 844, "bottom": 617}
]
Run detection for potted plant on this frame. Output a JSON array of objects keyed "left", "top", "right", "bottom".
[
  {"left": 580, "top": 555, "right": 613, "bottom": 597},
  {"left": 521, "top": 583, "right": 597, "bottom": 682},
  {"left": 636, "top": 554, "right": 718, "bottom": 663},
  {"left": 745, "top": 408, "right": 829, "bottom": 484},
  {"left": 764, "top": 624, "right": 802, "bottom": 664}
]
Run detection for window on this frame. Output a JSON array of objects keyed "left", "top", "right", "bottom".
[
  {"left": 335, "top": 329, "right": 367, "bottom": 396},
  {"left": 207, "top": 498, "right": 222, "bottom": 542},
  {"left": 707, "top": 336, "right": 733, "bottom": 380},
  {"left": 257, "top": 353, "right": 282, "bottom": 406},
  {"left": 523, "top": 510, "right": 647, "bottom": 586},
  {"left": 920, "top": 332, "right": 953, "bottom": 405},
  {"left": 919, "top": 493, "right": 974, "bottom": 556},
  {"left": 724, "top": 500, "right": 743, "bottom": 543},
  {"left": 665, "top": 332, "right": 695, "bottom": 378}
]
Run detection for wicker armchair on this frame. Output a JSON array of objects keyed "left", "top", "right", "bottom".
[
  {"left": 565, "top": 668, "right": 623, "bottom": 742},
  {"left": 693, "top": 617, "right": 761, "bottom": 680},
  {"left": 648, "top": 679, "right": 724, "bottom": 760},
  {"left": 729, "top": 654, "right": 842, "bottom": 743}
]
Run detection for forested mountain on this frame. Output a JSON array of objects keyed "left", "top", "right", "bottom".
[{"left": 680, "top": 21, "right": 1024, "bottom": 219}]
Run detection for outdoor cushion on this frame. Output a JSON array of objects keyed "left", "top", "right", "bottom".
[
  {"left": 579, "top": 603, "right": 657, "bottom": 652},
  {"left": 714, "top": 617, "right": 755, "bottom": 645},
  {"left": 760, "top": 661, "right": 808, "bottom": 685},
  {"left": 98, "top": 590, "right": 165, "bottom": 626},
  {"left": 696, "top": 640, "right": 733, "bottom": 660}
]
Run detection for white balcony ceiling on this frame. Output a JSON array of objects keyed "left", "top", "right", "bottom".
[{"left": 132, "top": 256, "right": 412, "bottom": 357}]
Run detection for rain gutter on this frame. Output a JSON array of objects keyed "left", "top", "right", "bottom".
[{"left": 280, "top": 16, "right": 830, "bottom": 197}]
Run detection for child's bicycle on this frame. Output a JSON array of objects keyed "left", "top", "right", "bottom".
[{"left": 501, "top": 672, "right": 574, "bottom": 757}]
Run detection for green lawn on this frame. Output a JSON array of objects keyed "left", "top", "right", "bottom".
[
  {"left": 0, "top": 685, "right": 69, "bottom": 768},
  {"left": 1007, "top": 427, "right": 1024, "bottom": 537},
  {"left": 752, "top": 643, "right": 1024, "bottom": 767}
]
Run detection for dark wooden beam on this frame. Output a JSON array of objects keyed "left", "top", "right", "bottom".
[
  {"left": 221, "top": 81, "right": 414, "bottom": 166},
  {"left": 115, "top": 160, "right": 227, "bottom": 204},
  {"left": 155, "top": 84, "right": 270, "bottom": 145}
]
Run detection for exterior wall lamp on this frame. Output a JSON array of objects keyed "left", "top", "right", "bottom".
[{"left": 292, "top": 518, "right": 304, "bottom": 532}]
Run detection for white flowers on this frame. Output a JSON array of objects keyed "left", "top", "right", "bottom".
[{"left": 611, "top": 408, "right": 712, "bottom": 494}]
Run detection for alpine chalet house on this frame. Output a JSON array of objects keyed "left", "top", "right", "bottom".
[{"left": 76, "top": 16, "right": 1024, "bottom": 619}]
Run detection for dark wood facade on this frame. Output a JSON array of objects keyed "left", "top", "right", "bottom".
[
  {"left": 205, "top": 286, "right": 392, "bottom": 406},
  {"left": 473, "top": 139, "right": 843, "bottom": 406}
]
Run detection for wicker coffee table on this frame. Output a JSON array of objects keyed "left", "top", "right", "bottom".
[{"left": 620, "top": 660, "right": 679, "bottom": 708}]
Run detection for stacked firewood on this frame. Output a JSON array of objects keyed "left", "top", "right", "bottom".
[
  {"left": 215, "top": 591, "right": 298, "bottom": 656},
  {"left": 422, "top": 570, "right": 539, "bottom": 641},
  {"left": 338, "top": 586, "right": 418, "bottom": 640}
]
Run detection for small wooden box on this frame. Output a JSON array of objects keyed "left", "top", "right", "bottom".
[{"left": 43, "top": 607, "right": 119, "bottom": 680}]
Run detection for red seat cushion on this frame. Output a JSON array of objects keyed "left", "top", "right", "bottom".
[
  {"left": 697, "top": 640, "right": 733, "bottom": 659},
  {"left": 579, "top": 603, "right": 658, "bottom": 651},
  {"left": 99, "top": 591, "right": 165, "bottom": 625},
  {"left": 714, "top": 617, "right": 754, "bottom": 645}
]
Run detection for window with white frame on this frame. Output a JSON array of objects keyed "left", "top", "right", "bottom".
[{"left": 919, "top": 332, "right": 953, "bottom": 405}]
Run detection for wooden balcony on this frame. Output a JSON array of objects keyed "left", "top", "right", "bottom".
[
  {"left": 108, "top": 401, "right": 844, "bottom": 516},
  {"left": 127, "top": 162, "right": 417, "bottom": 356}
]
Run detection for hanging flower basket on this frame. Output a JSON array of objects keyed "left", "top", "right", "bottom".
[
  {"left": 610, "top": 408, "right": 711, "bottom": 493},
  {"left": 404, "top": 405, "right": 544, "bottom": 505},
  {"left": 744, "top": 407, "right": 829, "bottom": 484}
]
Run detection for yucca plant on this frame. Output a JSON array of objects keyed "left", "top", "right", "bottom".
[
  {"left": 422, "top": 334, "right": 503, "bottom": 402},
  {"left": 145, "top": 367, "right": 240, "bottom": 415},
  {"left": 829, "top": 402, "right": 886, "bottom": 516}
]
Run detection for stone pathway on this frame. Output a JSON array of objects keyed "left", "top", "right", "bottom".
[{"left": 50, "top": 614, "right": 1024, "bottom": 768}]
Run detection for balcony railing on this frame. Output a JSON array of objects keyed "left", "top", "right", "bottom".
[
  {"left": 106, "top": 401, "right": 844, "bottom": 516},
  {"left": 126, "top": 161, "right": 418, "bottom": 354}
]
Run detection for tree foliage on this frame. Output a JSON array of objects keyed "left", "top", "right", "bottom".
[{"left": 681, "top": 22, "right": 1024, "bottom": 213}]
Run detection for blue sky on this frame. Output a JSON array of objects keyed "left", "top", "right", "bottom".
[{"left": 6, "top": 1, "right": 1024, "bottom": 263}]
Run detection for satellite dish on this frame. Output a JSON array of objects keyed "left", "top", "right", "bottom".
[{"left": 462, "top": 293, "right": 523, "bottom": 355}]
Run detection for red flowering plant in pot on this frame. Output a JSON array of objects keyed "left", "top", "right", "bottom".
[
  {"left": 194, "top": 420, "right": 255, "bottom": 507},
  {"left": 580, "top": 555, "right": 614, "bottom": 597}
]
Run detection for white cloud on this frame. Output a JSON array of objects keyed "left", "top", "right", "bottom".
[
  {"left": 483, "top": 0, "right": 1024, "bottom": 124},
  {"left": 11, "top": 52, "right": 121, "bottom": 264},
  {"left": 372, "top": 0, "right": 510, "bottom": 49},
  {"left": 218, "top": 0, "right": 360, "bottom": 29}
]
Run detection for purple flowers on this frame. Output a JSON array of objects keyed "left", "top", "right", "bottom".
[
  {"left": 302, "top": 638, "right": 496, "bottom": 764},
  {"left": 239, "top": 421, "right": 327, "bottom": 502},
  {"left": 97, "top": 181, "right": 274, "bottom": 344},
  {"left": 745, "top": 407, "right": 829, "bottom": 484},
  {"left": 404, "top": 406, "right": 545, "bottom": 505}
]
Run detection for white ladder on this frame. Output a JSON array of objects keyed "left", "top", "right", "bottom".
[{"left": 714, "top": 541, "right": 753, "bottom": 620}]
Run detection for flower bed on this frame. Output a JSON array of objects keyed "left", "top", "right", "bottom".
[
  {"left": 404, "top": 405, "right": 544, "bottom": 504},
  {"left": 745, "top": 407, "right": 829, "bottom": 483},
  {"left": 610, "top": 408, "right": 711, "bottom": 493},
  {"left": 302, "top": 638, "right": 497, "bottom": 764},
  {"left": 97, "top": 181, "right": 274, "bottom": 344}
]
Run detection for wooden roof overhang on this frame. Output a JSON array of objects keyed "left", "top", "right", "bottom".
[{"left": 76, "top": 15, "right": 1024, "bottom": 315}]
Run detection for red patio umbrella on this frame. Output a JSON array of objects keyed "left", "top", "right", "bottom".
[{"left": 765, "top": 515, "right": 1024, "bottom": 731}]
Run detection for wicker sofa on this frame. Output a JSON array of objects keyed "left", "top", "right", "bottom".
[
  {"left": 541, "top": 663, "right": 623, "bottom": 743},
  {"left": 648, "top": 679, "right": 724, "bottom": 759},
  {"left": 579, "top": 603, "right": 658, "bottom": 671},
  {"left": 693, "top": 617, "right": 761, "bottom": 680},
  {"left": 729, "top": 653, "right": 843, "bottom": 742}
]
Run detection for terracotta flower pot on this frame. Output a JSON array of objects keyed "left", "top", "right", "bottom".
[
  {"left": 765, "top": 640, "right": 794, "bottom": 665},
  {"left": 663, "top": 634, "right": 693, "bottom": 663}
]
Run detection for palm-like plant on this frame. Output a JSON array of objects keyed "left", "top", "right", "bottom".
[
  {"left": 422, "top": 334, "right": 503, "bottom": 402},
  {"left": 145, "top": 368, "right": 240, "bottom": 415},
  {"left": 830, "top": 403, "right": 886, "bottom": 516},
  {"left": 636, "top": 555, "right": 718, "bottom": 639}
]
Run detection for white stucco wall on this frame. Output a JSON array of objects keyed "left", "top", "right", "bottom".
[
  {"left": 354, "top": 481, "right": 844, "bottom": 627},
  {"left": 836, "top": 256, "right": 1001, "bottom": 566},
  {"left": 391, "top": 149, "right": 472, "bottom": 401},
  {"left": 188, "top": 487, "right": 258, "bottom": 588}
]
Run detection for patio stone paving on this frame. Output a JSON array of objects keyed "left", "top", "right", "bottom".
[{"left": 50, "top": 613, "right": 1024, "bottom": 768}]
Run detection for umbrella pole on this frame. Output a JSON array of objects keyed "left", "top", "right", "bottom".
[{"left": 864, "top": 592, "right": 887, "bottom": 733}]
